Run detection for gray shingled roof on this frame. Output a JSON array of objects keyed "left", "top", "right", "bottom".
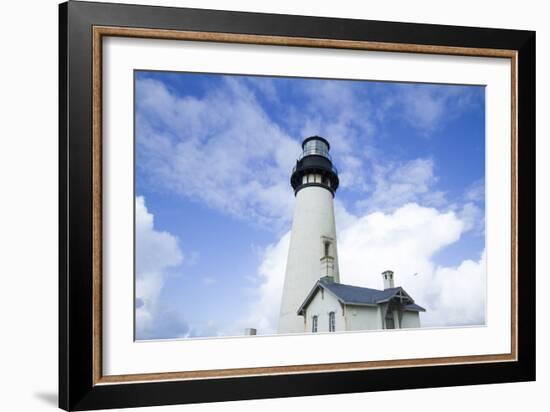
[
  {"left": 321, "top": 280, "right": 400, "bottom": 305},
  {"left": 297, "top": 278, "right": 426, "bottom": 315}
]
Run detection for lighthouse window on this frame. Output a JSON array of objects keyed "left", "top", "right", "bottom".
[
  {"left": 303, "top": 139, "right": 330, "bottom": 158},
  {"left": 329, "top": 312, "right": 336, "bottom": 332},
  {"left": 312, "top": 315, "right": 318, "bottom": 333}
]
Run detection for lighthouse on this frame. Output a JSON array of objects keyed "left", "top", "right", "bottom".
[
  {"left": 278, "top": 136, "right": 340, "bottom": 334},
  {"left": 276, "top": 136, "right": 425, "bottom": 335}
]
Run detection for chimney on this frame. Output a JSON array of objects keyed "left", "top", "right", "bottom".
[{"left": 382, "top": 270, "right": 395, "bottom": 289}]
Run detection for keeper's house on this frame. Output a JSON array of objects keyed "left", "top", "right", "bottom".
[{"left": 296, "top": 271, "right": 426, "bottom": 333}]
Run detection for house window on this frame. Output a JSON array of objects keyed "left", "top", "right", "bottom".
[
  {"left": 312, "top": 315, "right": 318, "bottom": 333},
  {"left": 329, "top": 312, "right": 336, "bottom": 332}
]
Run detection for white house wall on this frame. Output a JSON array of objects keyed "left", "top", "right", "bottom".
[
  {"left": 344, "top": 305, "right": 383, "bottom": 331},
  {"left": 302, "top": 291, "right": 421, "bottom": 333},
  {"left": 401, "top": 311, "right": 421, "bottom": 328},
  {"left": 303, "top": 288, "right": 344, "bottom": 333}
]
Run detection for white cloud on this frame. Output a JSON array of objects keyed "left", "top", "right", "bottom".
[
  {"left": 426, "top": 251, "right": 486, "bottom": 326},
  {"left": 135, "top": 196, "right": 186, "bottom": 339},
  {"left": 137, "top": 74, "right": 483, "bottom": 234},
  {"left": 459, "top": 178, "right": 485, "bottom": 235},
  {"left": 338, "top": 204, "right": 463, "bottom": 297},
  {"left": 336, "top": 203, "right": 486, "bottom": 327},
  {"left": 136, "top": 77, "right": 299, "bottom": 229},
  {"left": 134, "top": 75, "right": 486, "bottom": 338},
  {"left": 401, "top": 88, "right": 446, "bottom": 133},
  {"left": 458, "top": 201, "right": 483, "bottom": 233},
  {"left": 202, "top": 276, "right": 216, "bottom": 286},
  {"left": 465, "top": 178, "right": 485, "bottom": 203},
  {"left": 237, "top": 232, "right": 291, "bottom": 335},
  {"left": 248, "top": 202, "right": 485, "bottom": 333},
  {"left": 357, "top": 158, "right": 446, "bottom": 212},
  {"left": 394, "top": 85, "right": 481, "bottom": 135},
  {"left": 337, "top": 154, "right": 370, "bottom": 191},
  {"left": 243, "top": 77, "right": 280, "bottom": 103}
]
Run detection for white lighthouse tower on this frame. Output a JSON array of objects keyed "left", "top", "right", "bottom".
[{"left": 278, "top": 136, "right": 340, "bottom": 334}]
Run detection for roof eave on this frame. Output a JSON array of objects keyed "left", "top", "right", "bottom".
[
  {"left": 404, "top": 304, "right": 426, "bottom": 312},
  {"left": 296, "top": 281, "right": 325, "bottom": 315},
  {"left": 342, "top": 301, "right": 379, "bottom": 308}
]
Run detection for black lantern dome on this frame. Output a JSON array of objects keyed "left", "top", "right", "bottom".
[{"left": 290, "top": 136, "right": 339, "bottom": 196}]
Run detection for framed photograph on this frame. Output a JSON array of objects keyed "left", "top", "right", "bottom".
[{"left": 59, "top": 1, "right": 535, "bottom": 410}]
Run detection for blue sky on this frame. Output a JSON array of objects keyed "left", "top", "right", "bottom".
[{"left": 134, "top": 70, "right": 486, "bottom": 340}]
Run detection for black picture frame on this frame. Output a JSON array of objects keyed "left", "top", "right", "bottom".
[{"left": 59, "top": 1, "right": 536, "bottom": 410}]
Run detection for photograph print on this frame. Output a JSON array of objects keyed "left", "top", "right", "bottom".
[{"left": 134, "top": 70, "right": 486, "bottom": 340}]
